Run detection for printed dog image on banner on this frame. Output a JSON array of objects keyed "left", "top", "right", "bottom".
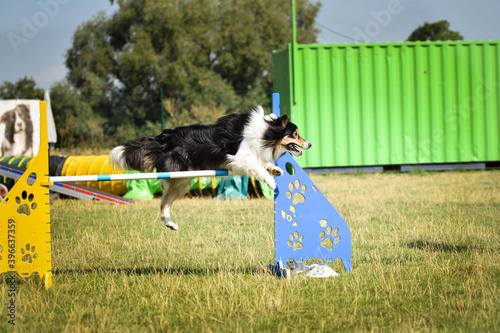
[{"left": 0, "top": 101, "right": 41, "bottom": 157}]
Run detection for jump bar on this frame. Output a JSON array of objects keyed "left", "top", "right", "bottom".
[{"left": 49, "top": 170, "right": 232, "bottom": 183}]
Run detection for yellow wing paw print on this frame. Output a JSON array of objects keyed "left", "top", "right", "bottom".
[
  {"left": 21, "top": 244, "right": 38, "bottom": 263},
  {"left": 16, "top": 190, "right": 37, "bottom": 216}
]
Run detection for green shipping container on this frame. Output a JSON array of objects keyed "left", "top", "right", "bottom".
[{"left": 273, "top": 40, "right": 500, "bottom": 168}]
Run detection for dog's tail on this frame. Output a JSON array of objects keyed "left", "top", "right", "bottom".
[{"left": 109, "top": 137, "right": 161, "bottom": 172}]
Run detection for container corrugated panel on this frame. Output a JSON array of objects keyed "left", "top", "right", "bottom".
[{"left": 273, "top": 40, "right": 500, "bottom": 168}]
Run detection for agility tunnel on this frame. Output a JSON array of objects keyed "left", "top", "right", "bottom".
[
  {"left": 0, "top": 155, "right": 133, "bottom": 205},
  {"left": 60, "top": 155, "right": 126, "bottom": 195},
  {"left": 0, "top": 155, "right": 125, "bottom": 194}
]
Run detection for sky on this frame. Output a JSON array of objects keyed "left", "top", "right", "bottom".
[{"left": 1, "top": 0, "right": 499, "bottom": 91}]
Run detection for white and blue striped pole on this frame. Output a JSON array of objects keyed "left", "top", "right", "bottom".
[{"left": 49, "top": 170, "right": 232, "bottom": 183}]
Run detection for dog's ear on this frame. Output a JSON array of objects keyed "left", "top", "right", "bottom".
[
  {"left": 0, "top": 111, "right": 9, "bottom": 122},
  {"left": 281, "top": 114, "right": 289, "bottom": 127}
]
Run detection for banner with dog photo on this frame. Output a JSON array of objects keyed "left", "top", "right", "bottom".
[
  {"left": 0, "top": 96, "right": 57, "bottom": 158},
  {"left": 0, "top": 100, "right": 41, "bottom": 157}
]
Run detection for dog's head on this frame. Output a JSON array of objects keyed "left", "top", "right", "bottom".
[
  {"left": 16, "top": 105, "right": 32, "bottom": 132},
  {"left": 263, "top": 113, "right": 311, "bottom": 159},
  {"left": 0, "top": 104, "right": 33, "bottom": 144}
]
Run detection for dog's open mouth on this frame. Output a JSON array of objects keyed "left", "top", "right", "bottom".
[{"left": 287, "top": 143, "right": 303, "bottom": 156}]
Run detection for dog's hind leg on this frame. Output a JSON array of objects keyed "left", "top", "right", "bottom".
[{"left": 160, "top": 178, "right": 193, "bottom": 231}]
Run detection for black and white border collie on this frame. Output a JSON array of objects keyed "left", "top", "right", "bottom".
[
  {"left": 0, "top": 104, "right": 34, "bottom": 156},
  {"left": 110, "top": 106, "right": 311, "bottom": 231}
]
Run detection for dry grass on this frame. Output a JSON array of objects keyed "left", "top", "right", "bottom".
[{"left": 1, "top": 170, "right": 499, "bottom": 332}]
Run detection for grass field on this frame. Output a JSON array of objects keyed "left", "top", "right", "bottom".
[{"left": 1, "top": 170, "right": 499, "bottom": 332}]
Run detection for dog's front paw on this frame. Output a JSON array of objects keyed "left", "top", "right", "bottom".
[
  {"left": 265, "top": 178, "right": 276, "bottom": 190},
  {"left": 268, "top": 166, "right": 283, "bottom": 177}
]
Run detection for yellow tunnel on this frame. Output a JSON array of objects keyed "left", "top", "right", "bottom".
[{"left": 61, "top": 155, "right": 127, "bottom": 195}]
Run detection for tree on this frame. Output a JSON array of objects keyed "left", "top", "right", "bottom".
[
  {"left": 65, "top": 0, "right": 321, "bottom": 140},
  {"left": 0, "top": 76, "right": 45, "bottom": 100},
  {"left": 407, "top": 20, "right": 463, "bottom": 42},
  {"left": 49, "top": 81, "right": 106, "bottom": 148}
]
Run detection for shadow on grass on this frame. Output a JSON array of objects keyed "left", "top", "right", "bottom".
[
  {"left": 52, "top": 265, "right": 266, "bottom": 277},
  {"left": 406, "top": 240, "right": 486, "bottom": 253}
]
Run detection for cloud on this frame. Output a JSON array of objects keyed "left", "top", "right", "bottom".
[{"left": 33, "top": 64, "right": 67, "bottom": 88}]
